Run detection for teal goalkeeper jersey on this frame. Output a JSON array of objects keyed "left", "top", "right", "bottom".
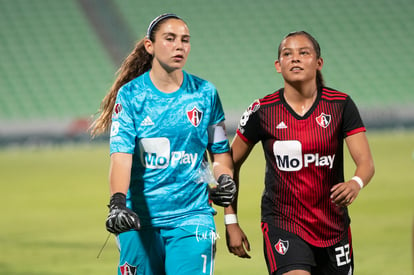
[{"left": 109, "top": 71, "right": 230, "bottom": 228}]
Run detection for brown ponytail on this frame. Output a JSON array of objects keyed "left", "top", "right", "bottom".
[
  {"left": 316, "top": 70, "right": 325, "bottom": 89},
  {"left": 90, "top": 39, "right": 153, "bottom": 137}
]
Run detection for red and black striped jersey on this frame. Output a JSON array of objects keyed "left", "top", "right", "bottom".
[{"left": 237, "top": 87, "right": 366, "bottom": 247}]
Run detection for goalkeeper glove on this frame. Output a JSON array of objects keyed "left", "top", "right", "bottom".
[
  {"left": 209, "top": 174, "right": 237, "bottom": 207},
  {"left": 105, "top": 192, "right": 141, "bottom": 234}
]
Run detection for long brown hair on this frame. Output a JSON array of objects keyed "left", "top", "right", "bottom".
[
  {"left": 277, "top": 31, "right": 325, "bottom": 88},
  {"left": 90, "top": 14, "right": 183, "bottom": 137},
  {"left": 90, "top": 40, "right": 152, "bottom": 137}
]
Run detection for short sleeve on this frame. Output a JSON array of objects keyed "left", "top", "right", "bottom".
[
  {"left": 236, "top": 100, "right": 261, "bottom": 144},
  {"left": 342, "top": 96, "right": 366, "bottom": 137},
  {"left": 209, "top": 88, "right": 225, "bottom": 125},
  {"left": 109, "top": 87, "right": 137, "bottom": 155},
  {"left": 207, "top": 89, "right": 230, "bottom": 153}
]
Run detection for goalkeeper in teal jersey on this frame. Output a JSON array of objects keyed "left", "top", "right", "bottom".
[{"left": 91, "top": 14, "right": 236, "bottom": 275}]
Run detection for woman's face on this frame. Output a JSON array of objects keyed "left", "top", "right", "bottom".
[
  {"left": 275, "top": 34, "right": 323, "bottom": 85},
  {"left": 145, "top": 19, "right": 191, "bottom": 72}
]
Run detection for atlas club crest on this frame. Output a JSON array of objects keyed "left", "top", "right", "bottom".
[
  {"left": 120, "top": 262, "right": 137, "bottom": 275},
  {"left": 187, "top": 106, "right": 203, "bottom": 127},
  {"left": 316, "top": 112, "right": 331, "bottom": 128},
  {"left": 275, "top": 239, "right": 289, "bottom": 255}
]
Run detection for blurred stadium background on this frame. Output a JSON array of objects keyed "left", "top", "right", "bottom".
[{"left": 0, "top": 0, "right": 413, "bottom": 145}]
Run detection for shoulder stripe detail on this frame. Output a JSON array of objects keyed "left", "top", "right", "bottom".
[
  {"left": 321, "top": 95, "right": 347, "bottom": 101},
  {"left": 260, "top": 92, "right": 280, "bottom": 105},
  {"left": 322, "top": 88, "right": 348, "bottom": 101}
]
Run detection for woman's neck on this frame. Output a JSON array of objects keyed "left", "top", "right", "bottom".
[
  {"left": 149, "top": 66, "right": 183, "bottom": 93},
  {"left": 283, "top": 82, "right": 318, "bottom": 116}
]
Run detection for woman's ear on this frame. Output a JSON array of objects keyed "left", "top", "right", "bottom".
[
  {"left": 144, "top": 38, "right": 153, "bottom": 55},
  {"left": 317, "top": 57, "right": 324, "bottom": 70},
  {"left": 274, "top": 59, "right": 282, "bottom": 73}
]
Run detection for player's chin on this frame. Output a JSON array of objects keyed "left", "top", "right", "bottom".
[
  {"left": 167, "top": 63, "right": 186, "bottom": 72},
  {"left": 286, "top": 76, "right": 307, "bottom": 84}
]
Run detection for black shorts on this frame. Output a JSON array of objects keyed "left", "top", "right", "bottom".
[{"left": 261, "top": 222, "right": 354, "bottom": 275}]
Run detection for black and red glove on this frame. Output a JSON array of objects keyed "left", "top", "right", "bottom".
[
  {"left": 209, "top": 174, "right": 237, "bottom": 207},
  {"left": 105, "top": 192, "right": 141, "bottom": 234}
]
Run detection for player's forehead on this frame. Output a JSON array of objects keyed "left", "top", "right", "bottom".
[
  {"left": 156, "top": 19, "right": 190, "bottom": 37},
  {"left": 280, "top": 34, "right": 315, "bottom": 51}
]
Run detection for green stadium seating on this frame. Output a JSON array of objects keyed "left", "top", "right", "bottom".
[
  {"left": 0, "top": 0, "right": 413, "bottom": 129},
  {"left": 0, "top": 0, "right": 114, "bottom": 120}
]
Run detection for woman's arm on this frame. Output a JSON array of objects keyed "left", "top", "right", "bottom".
[
  {"left": 330, "top": 132, "right": 375, "bottom": 206},
  {"left": 109, "top": 152, "right": 133, "bottom": 195},
  {"left": 224, "top": 134, "right": 255, "bottom": 258},
  {"left": 209, "top": 151, "right": 234, "bottom": 179}
]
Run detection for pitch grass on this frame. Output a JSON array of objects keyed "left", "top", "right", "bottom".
[{"left": 0, "top": 130, "right": 412, "bottom": 274}]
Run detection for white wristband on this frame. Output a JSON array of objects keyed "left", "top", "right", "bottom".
[
  {"left": 352, "top": 176, "right": 364, "bottom": 189},
  {"left": 224, "top": 214, "right": 238, "bottom": 225}
]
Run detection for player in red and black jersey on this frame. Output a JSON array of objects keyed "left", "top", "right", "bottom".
[{"left": 224, "top": 31, "right": 375, "bottom": 275}]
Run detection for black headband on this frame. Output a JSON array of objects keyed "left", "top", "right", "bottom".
[{"left": 146, "top": 13, "right": 181, "bottom": 39}]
